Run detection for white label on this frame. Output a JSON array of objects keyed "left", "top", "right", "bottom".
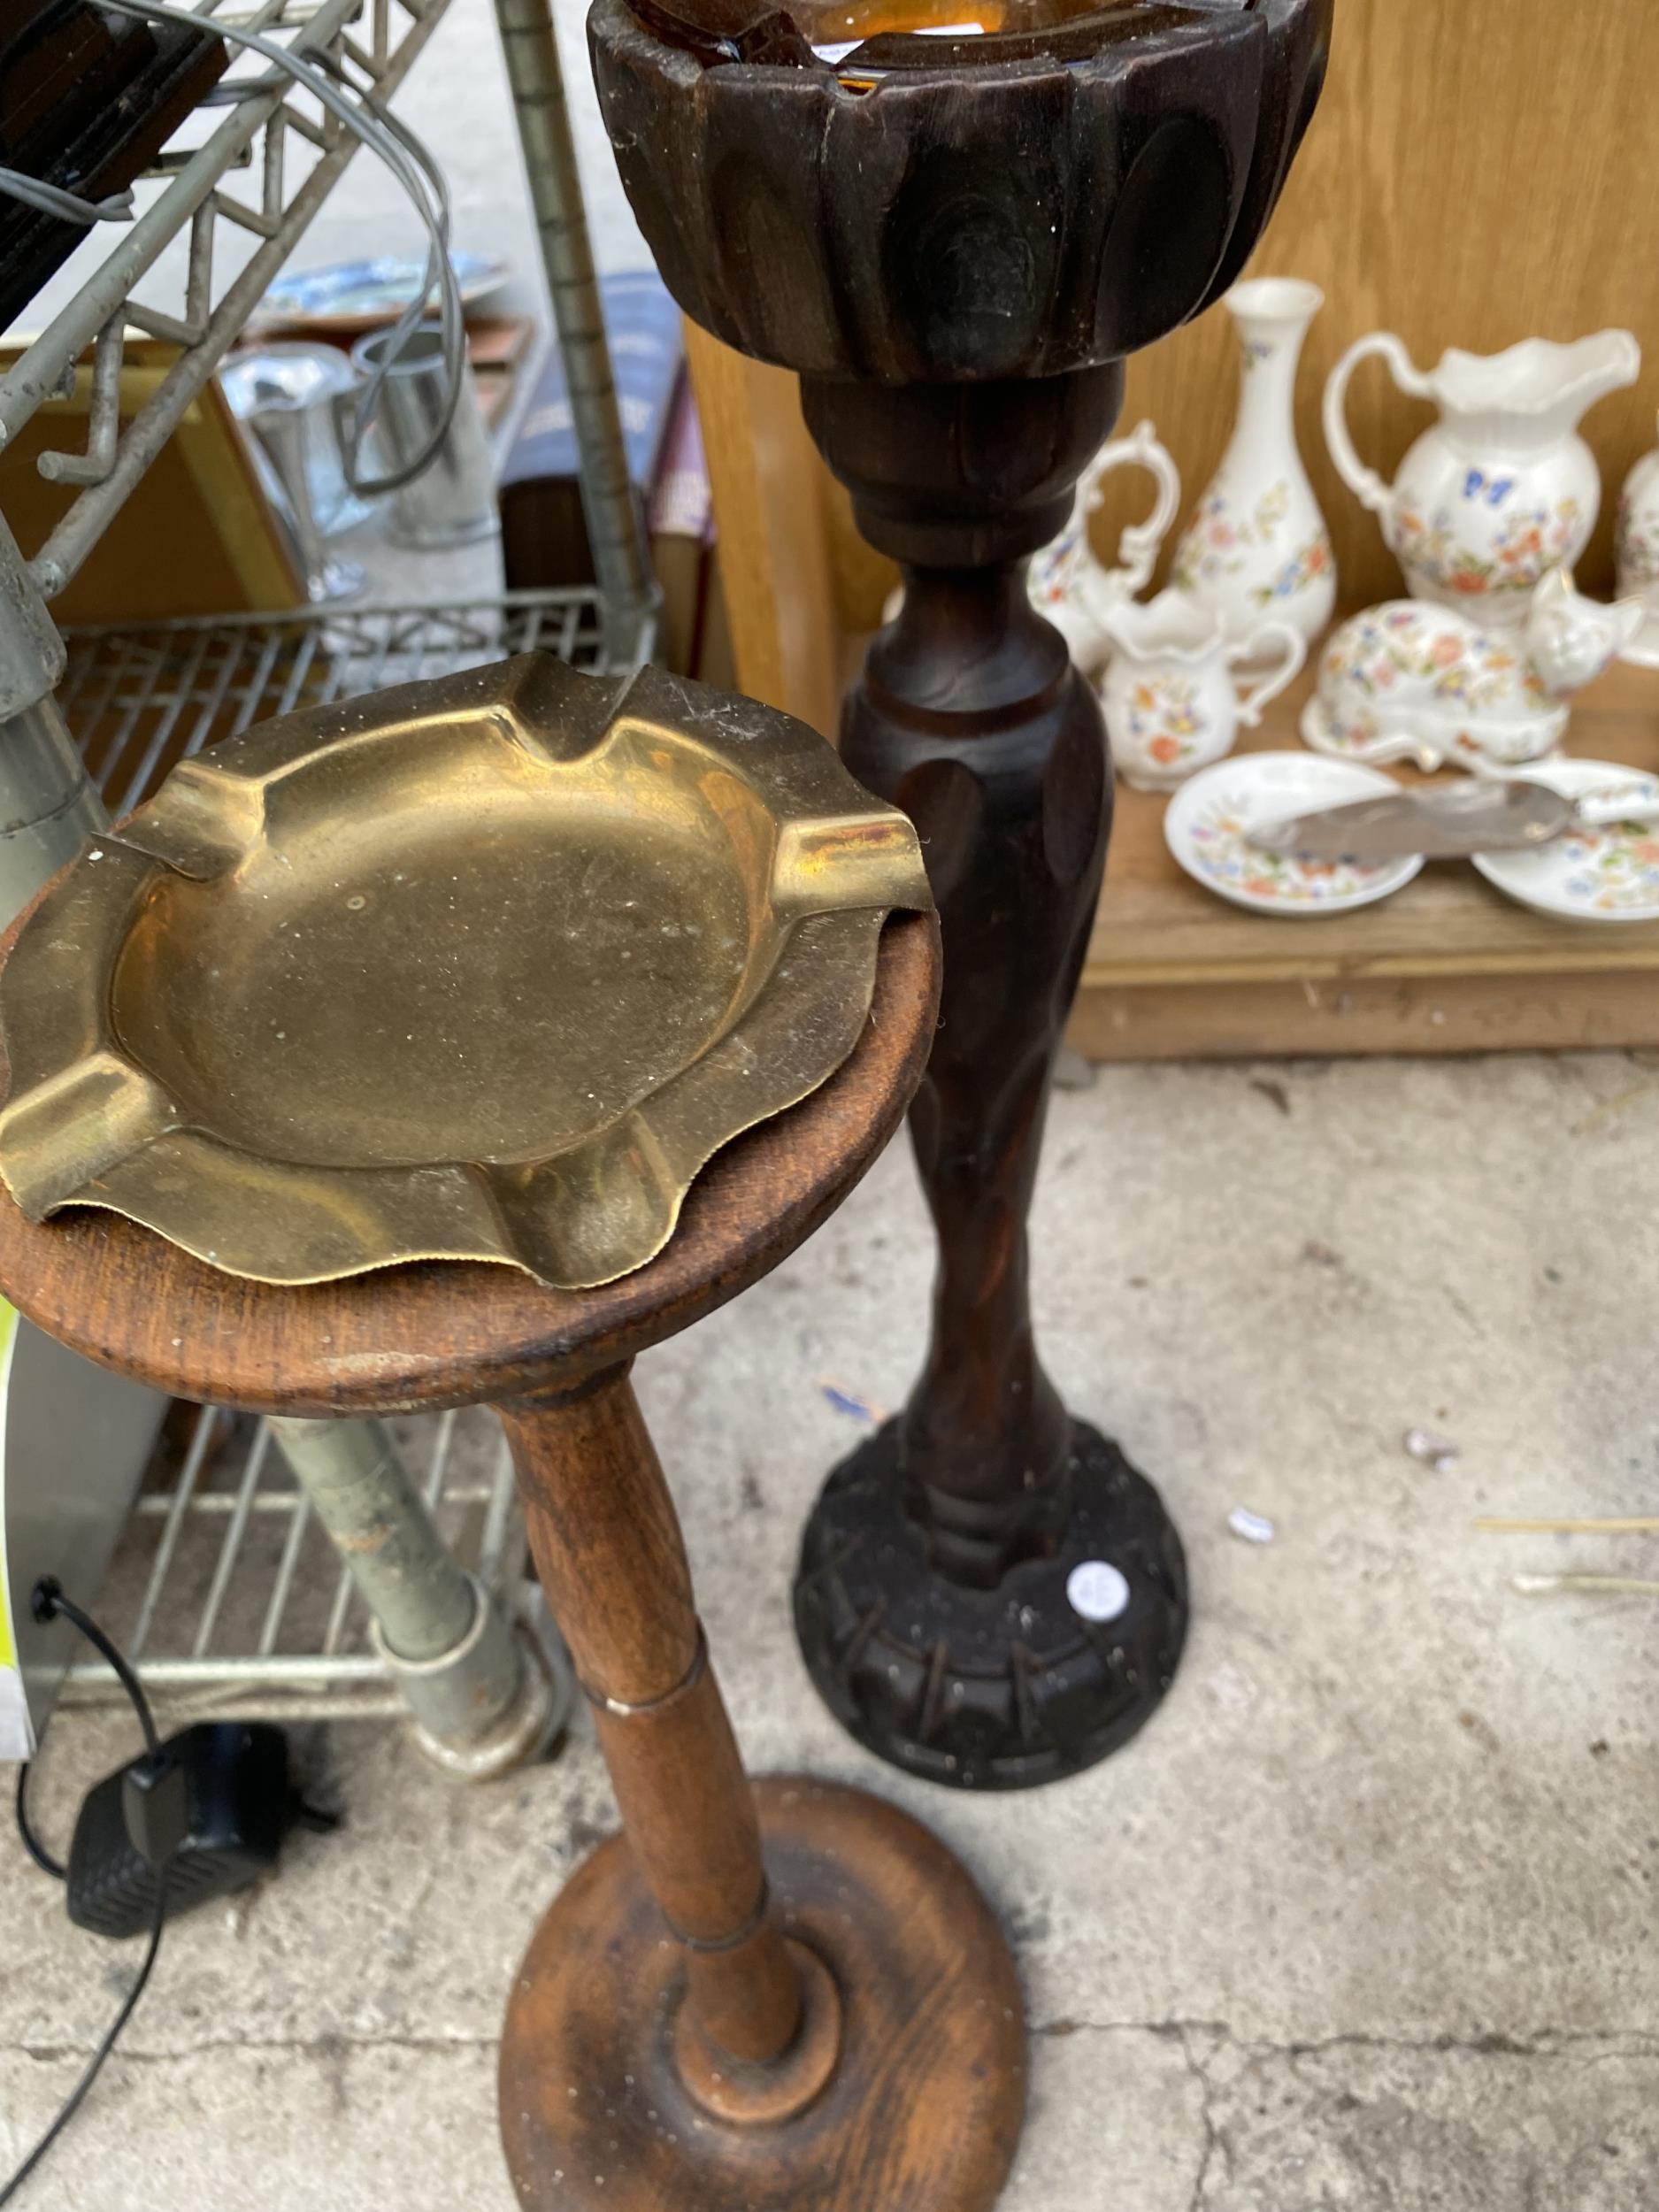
[
  {"left": 0, "top": 1669, "right": 30, "bottom": 1762},
  {"left": 1066, "top": 1560, "right": 1131, "bottom": 1624},
  {"left": 1228, "top": 1507, "right": 1276, "bottom": 1545}
]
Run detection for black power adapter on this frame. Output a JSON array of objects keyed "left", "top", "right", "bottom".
[
  {"left": 66, "top": 1720, "right": 336, "bottom": 1939},
  {"left": 4, "top": 1578, "right": 338, "bottom": 2208}
]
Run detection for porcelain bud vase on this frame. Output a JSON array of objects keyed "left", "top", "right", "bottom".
[
  {"left": 1171, "top": 277, "right": 1336, "bottom": 663},
  {"left": 1616, "top": 412, "right": 1659, "bottom": 666}
]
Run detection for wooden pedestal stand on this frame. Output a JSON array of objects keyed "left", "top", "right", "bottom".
[
  {"left": 588, "top": 0, "right": 1334, "bottom": 1787},
  {"left": 0, "top": 913, "right": 1027, "bottom": 2212}
]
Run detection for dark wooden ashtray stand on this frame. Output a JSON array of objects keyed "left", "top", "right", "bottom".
[{"left": 588, "top": 0, "right": 1335, "bottom": 1787}]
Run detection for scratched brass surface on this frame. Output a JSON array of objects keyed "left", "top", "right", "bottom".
[{"left": 0, "top": 656, "right": 930, "bottom": 1287}]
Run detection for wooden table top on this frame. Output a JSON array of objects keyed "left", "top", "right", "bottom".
[{"left": 1087, "top": 661, "right": 1659, "bottom": 991}]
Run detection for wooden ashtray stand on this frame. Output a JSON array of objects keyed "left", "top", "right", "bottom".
[
  {"left": 0, "top": 910, "right": 1030, "bottom": 2212},
  {"left": 588, "top": 0, "right": 1334, "bottom": 1787}
]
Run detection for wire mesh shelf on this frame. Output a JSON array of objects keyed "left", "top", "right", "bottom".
[
  {"left": 62, "top": 588, "right": 611, "bottom": 811},
  {"left": 53, "top": 588, "right": 608, "bottom": 1713},
  {"left": 0, "top": 0, "right": 454, "bottom": 610},
  {"left": 60, "top": 1404, "right": 529, "bottom": 1720}
]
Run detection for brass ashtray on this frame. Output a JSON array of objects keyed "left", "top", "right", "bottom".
[{"left": 0, "top": 657, "right": 930, "bottom": 1287}]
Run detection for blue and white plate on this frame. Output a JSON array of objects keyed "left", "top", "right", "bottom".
[{"left": 257, "top": 251, "right": 510, "bottom": 333}]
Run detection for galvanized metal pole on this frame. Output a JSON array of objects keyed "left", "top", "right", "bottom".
[
  {"left": 0, "top": 514, "right": 104, "bottom": 918},
  {"left": 0, "top": 564, "right": 555, "bottom": 1778},
  {"left": 493, "top": 0, "right": 658, "bottom": 667},
  {"left": 269, "top": 1416, "right": 558, "bottom": 1775}
]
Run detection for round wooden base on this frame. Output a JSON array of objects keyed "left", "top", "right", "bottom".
[
  {"left": 794, "top": 1419, "right": 1188, "bottom": 1790},
  {"left": 498, "top": 1777, "right": 1025, "bottom": 2212}
]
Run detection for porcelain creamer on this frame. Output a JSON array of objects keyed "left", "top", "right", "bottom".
[{"left": 1098, "top": 590, "right": 1306, "bottom": 793}]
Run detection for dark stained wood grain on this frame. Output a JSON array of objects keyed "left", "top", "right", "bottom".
[{"left": 588, "top": 0, "right": 1330, "bottom": 1786}]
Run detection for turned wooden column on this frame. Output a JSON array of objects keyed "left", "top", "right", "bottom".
[
  {"left": 0, "top": 910, "right": 1031, "bottom": 2212},
  {"left": 589, "top": 0, "right": 1335, "bottom": 1789},
  {"left": 802, "top": 369, "right": 1121, "bottom": 1591},
  {"left": 501, "top": 1369, "right": 823, "bottom": 2098}
]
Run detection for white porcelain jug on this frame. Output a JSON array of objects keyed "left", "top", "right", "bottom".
[
  {"left": 1171, "top": 277, "right": 1336, "bottom": 659},
  {"left": 1026, "top": 419, "right": 1182, "bottom": 677},
  {"left": 1615, "top": 413, "right": 1659, "bottom": 664},
  {"left": 1097, "top": 589, "right": 1306, "bottom": 794},
  {"left": 1324, "top": 329, "right": 1640, "bottom": 626}
]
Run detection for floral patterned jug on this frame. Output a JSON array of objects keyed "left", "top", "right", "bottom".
[
  {"left": 1325, "top": 328, "right": 1640, "bottom": 626},
  {"left": 1171, "top": 277, "right": 1336, "bottom": 662},
  {"left": 1615, "top": 413, "right": 1659, "bottom": 666},
  {"left": 1097, "top": 588, "right": 1306, "bottom": 793}
]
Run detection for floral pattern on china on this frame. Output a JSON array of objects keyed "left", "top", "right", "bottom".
[
  {"left": 1618, "top": 495, "right": 1659, "bottom": 593},
  {"left": 1471, "top": 761, "right": 1659, "bottom": 924},
  {"left": 1163, "top": 755, "right": 1425, "bottom": 917},
  {"left": 1392, "top": 487, "right": 1582, "bottom": 604},
  {"left": 1300, "top": 571, "right": 1647, "bottom": 774},
  {"left": 1556, "top": 819, "right": 1659, "bottom": 913},
  {"left": 1171, "top": 482, "right": 1334, "bottom": 615},
  {"left": 1123, "top": 672, "right": 1207, "bottom": 776},
  {"left": 1324, "top": 328, "right": 1640, "bottom": 627},
  {"left": 1021, "top": 420, "right": 1182, "bottom": 678},
  {"left": 1183, "top": 802, "right": 1400, "bottom": 906},
  {"left": 1095, "top": 588, "right": 1305, "bottom": 794},
  {"left": 1170, "top": 277, "right": 1337, "bottom": 659},
  {"left": 1615, "top": 411, "right": 1659, "bottom": 668}
]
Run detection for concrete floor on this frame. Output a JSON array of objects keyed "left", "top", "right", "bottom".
[
  {"left": 3, "top": 1048, "right": 1657, "bottom": 2208},
  {"left": 13, "top": 3, "right": 1655, "bottom": 2205}
]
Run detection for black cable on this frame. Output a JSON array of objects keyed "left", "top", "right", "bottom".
[
  {"left": 12, "top": 1763, "right": 65, "bottom": 1883},
  {"left": 31, "top": 1581, "right": 161, "bottom": 1765},
  {"left": 1, "top": 1582, "right": 171, "bottom": 2209},
  {"left": 0, "top": 1869, "right": 169, "bottom": 2210}
]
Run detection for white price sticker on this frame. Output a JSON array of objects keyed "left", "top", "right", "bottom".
[{"left": 1065, "top": 1560, "right": 1131, "bottom": 1624}]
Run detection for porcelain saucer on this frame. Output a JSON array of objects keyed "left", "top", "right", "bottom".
[
  {"left": 257, "top": 251, "right": 510, "bottom": 334},
  {"left": 1164, "top": 752, "right": 1425, "bottom": 916},
  {"left": 1471, "top": 757, "right": 1659, "bottom": 924}
]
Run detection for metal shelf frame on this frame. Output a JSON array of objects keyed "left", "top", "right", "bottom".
[
  {"left": 58, "top": 1405, "right": 536, "bottom": 1726},
  {"left": 63, "top": 588, "right": 611, "bottom": 814},
  {"left": 0, "top": 0, "right": 450, "bottom": 619},
  {"left": 0, "top": 0, "right": 652, "bottom": 1761}
]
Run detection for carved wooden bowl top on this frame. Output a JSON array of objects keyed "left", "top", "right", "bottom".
[{"left": 589, "top": 0, "right": 1334, "bottom": 383}]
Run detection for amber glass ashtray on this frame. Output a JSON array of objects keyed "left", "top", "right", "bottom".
[
  {"left": 0, "top": 657, "right": 930, "bottom": 1288},
  {"left": 626, "top": 0, "right": 1232, "bottom": 78}
]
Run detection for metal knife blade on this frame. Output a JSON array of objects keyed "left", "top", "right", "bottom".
[{"left": 1246, "top": 781, "right": 1578, "bottom": 863}]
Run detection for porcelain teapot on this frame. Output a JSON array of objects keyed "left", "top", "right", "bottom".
[
  {"left": 1301, "top": 569, "right": 1647, "bottom": 775},
  {"left": 1325, "top": 329, "right": 1640, "bottom": 626},
  {"left": 1097, "top": 589, "right": 1305, "bottom": 793},
  {"left": 1026, "top": 419, "right": 1181, "bottom": 677}
]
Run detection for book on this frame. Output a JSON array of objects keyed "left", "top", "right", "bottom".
[
  {"left": 648, "top": 368, "right": 711, "bottom": 674},
  {"left": 499, "top": 270, "right": 684, "bottom": 590},
  {"left": 0, "top": 2, "right": 227, "bottom": 332}
]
